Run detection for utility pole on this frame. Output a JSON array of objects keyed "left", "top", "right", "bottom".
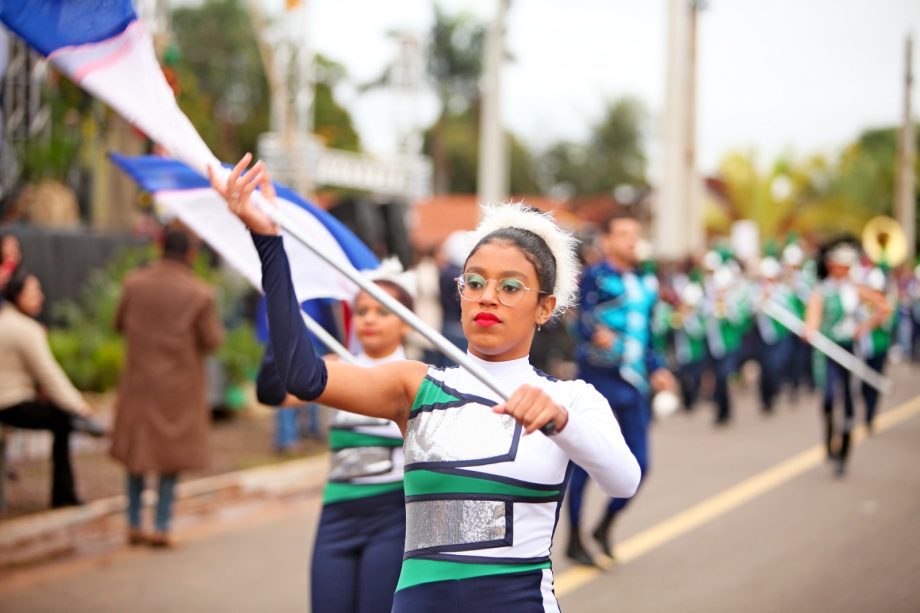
[
  {"left": 390, "top": 32, "right": 425, "bottom": 158},
  {"left": 655, "top": 0, "right": 705, "bottom": 261},
  {"left": 477, "top": 0, "right": 510, "bottom": 207},
  {"left": 895, "top": 33, "right": 916, "bottom": 261},
  {"left": 686, "top": 0, "right": 706, "bottom": 256},
  {"left": 250, "top": 0, "right": 314, "bottom": 196}
]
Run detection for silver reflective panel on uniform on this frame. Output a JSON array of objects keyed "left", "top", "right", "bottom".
[
  {"left": 405, "top": 499, "right": 506, "bottom": 552},
  {"left": 328, "top": 447, "right": 394, "bottom": 481},
  {"left": 330, "top": 410, "right": 392, "bottom": 429},
  {"left": 405, "top": 403, "right": 515, "bottom": 464}
]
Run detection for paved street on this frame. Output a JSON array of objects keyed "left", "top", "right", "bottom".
[{"left": 1, "top": 362, "right": 919, "bottom": 613}]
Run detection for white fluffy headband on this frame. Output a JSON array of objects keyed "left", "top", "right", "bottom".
[{"left": 469, "top": 202, "right": 580, "bottom": 317}]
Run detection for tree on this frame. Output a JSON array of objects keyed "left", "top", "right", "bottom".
[
  {"left": 539, "top": 98, "right": 648, "bottom": 196},
  {"left": 712, "top": 124, "right": 920, "bottom": 248},
  {"left": 171, "top": 0, "right": 270, "bottom": 162},
  {"left": 425, "top": 5, "right": 486, "bottom": 193},
  {"left": 509, "top": 135, "right": 540, "bottom": 195},
  {"left": 829, "top": 127, "right": 920, "bottom": 250},
  {"left": 313, "top": 54, "right": 362, "bottom": 152}
]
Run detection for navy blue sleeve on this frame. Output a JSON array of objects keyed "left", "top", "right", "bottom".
[
  {"left": 251, "top": 233, "right": 328, "bottom": 400},
  {"left": 256, "top": 341, "right": 288, "bottom": 406}
]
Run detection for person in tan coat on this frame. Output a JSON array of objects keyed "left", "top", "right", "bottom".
[{"left": 110, "top": 228, "right": 223, "bottom": 547}]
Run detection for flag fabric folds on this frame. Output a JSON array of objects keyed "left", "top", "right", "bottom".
[
  {"left": 110, "top": 154, "right": 379, "bottom": 303},
  {"left": 2, "top": 1, "right": 379, "bottom": 303},
  {"left": 0, "top": 0, "right": 218, "bottom": 173}
]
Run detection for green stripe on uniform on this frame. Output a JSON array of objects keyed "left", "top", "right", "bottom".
[
  {"left": 328, "top": 429, "right": 403, "bottom": 450},
  {"left": 396, "top": 558, "right": 551, "bottom": 591},
  {"left": 322, "top": 480, "right": 404, "bottom": 505},
  {"left": 404, "top": 469, "right": 560, "bottom": 499},
  {"left": 410, "top": 377, "right": 462, "bottom": 412}
]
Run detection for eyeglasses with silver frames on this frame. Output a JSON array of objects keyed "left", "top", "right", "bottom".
[{"left": 455, "top": 272, "right": 545, "bottom": 307}]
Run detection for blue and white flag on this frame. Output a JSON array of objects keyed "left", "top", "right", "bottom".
[
  {"left": 1, "top": 1, "right": 378, "bottom": 302},
  {"left": 111, "top": 154, "right": 379, "bottom": 303},
  {"left": 0, "top": 0, "right": 218, "bottom": 171}
]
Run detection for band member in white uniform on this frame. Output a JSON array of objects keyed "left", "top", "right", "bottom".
[{"left": 210, "top": 155, "right": 640, "bottom": 612}]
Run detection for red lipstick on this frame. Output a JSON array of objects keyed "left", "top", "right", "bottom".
[{"left": 473, "top": 312, "right": 501, "bottom": 327}]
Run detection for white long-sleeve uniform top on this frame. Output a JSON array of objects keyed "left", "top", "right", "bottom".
[
  {"left": 323, "top": 347, "right": 406, "bottom": 505},
  {"left": 396, "top": 352, "right": 640, "bottom": 609}
]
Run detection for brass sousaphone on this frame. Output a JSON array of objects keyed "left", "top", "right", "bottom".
[{"left": 862, "top": 215, "right": 908, "bottom": 267}]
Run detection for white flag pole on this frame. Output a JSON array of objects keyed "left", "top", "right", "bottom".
[
  {"left": 300, "top": 312, "right": 356, "bottom": 364},
  {"left": 258, "top": 199, "right": 513, "bottom": 403},
  {"left": 205, "top": 168, "right": 542, "bottom": 425},
  {"left": 762, "top": 299, "right": 892, "bottom": 394}
]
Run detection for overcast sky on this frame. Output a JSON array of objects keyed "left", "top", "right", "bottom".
[{"left": 269, "top": 0, "right": 920, "bottom": 175}]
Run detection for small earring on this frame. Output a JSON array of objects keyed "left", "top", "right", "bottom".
[{"left": 536, "top": 323, "right": 543, "bottom": 332}]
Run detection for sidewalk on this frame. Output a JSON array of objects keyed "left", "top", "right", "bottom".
[{"left": 0, "top": 410, "right": 331, "bottom": 572}]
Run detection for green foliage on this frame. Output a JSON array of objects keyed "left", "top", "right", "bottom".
[
  {"left": 509, "top": 134, "right": 540, "bottom": 195},
  {"left": 171, "top": 0, "right": 270, "bottom": 162},
  {"left": 427, "top": 5, "right": 486, "bottom": 112},
  {"left": 47, "top": 245, "right": 260, "bottom": 393},
  {"left": 424, "top": 6, "right": 487, "bottom": 192},
  {"left": 216, "top": 322, "right": 262, "bottom": 386},
  {"left": 18, "top": 76, "right": 90, "bottom": 182},
  {"left": 539, "top": 98, "right": 649, "bottom": 196},
  {"left": 420, "top": 109, "right": 541, "bottom": 194},
  {"left": 423, "top": 110, "right": 479, "bottom": 193},
  {"left": 715, "top": 124, "right": 920, "bottom": 248},
  {"left": 48, "top": 245, "right": 156, "bottom": 392},
  {"left": 313, "top": 54, "right": 362, "bottom": 152}
]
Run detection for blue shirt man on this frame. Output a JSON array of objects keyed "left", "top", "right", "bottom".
[{"left": 566, "top": 214, "right": 676, "bottom": 565}]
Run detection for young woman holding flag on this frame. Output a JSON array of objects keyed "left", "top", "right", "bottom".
[{"left": 210, "top": 155, "right": 639, "bottom": 612}]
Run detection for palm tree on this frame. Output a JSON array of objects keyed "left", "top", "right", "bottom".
[{"left": 710, "top": 148, "right": 888, "bottom": 244}]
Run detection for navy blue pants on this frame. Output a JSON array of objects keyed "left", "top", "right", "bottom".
[
  {"left": 393, "top": 569, "right": 547, "bottom": 612},
  {"left": 757, "top": 335, "right": 794, "bottom": 411},
  {"left": 568, "top": 365, "right": 649, "bottom": 526},
  {"left": 861, "top": 352, "right": 888, "bottom": 427},
  {"left": 311, "top": 490, "right": 406, "bottom": 613},
  {"left": 823, "top": 344, "right": 855, "bottom": 462},
  {"left": 786, "top": 337, "right": 814, "bottom": 393},
  {"left": 678, "top": 360, "right": 705, "bottom": 410},
  {"left": 711, "top": 350, "right": 740, "bottom": 423}
]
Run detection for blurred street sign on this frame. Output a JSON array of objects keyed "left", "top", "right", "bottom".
[{"left": 258, "top": 132, "right": 432, "bottom": 202}]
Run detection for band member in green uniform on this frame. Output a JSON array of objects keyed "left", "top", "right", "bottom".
[{"left": 804, "top": 239, "right": 891, "bottom": 477}]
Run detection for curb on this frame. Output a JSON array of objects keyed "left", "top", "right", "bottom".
[{"left": 0, "top": 453, "right": 330, "bottom": 571}]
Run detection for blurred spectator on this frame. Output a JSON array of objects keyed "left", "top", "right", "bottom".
[
  {"left": 434, "top": 231, "right": 470, "bottom": 365},
  {"left": 110, "top": 228, "right": 224, "bottom": 547},
  {"left": 406, "top": 247, "right": 442, "bottom": 363},
  {"left": 0, "top": 268, "right": 104, "bottom": 508},
  {"left": 0, "top": 233, "right": 22, "bottom": 296}
]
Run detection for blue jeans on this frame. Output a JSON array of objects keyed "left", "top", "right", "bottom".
[
  {"left": 275, "top": 404, "right": 322, "bottom": 450},
  {"left": 127, "top": 473, "right": 178, "bottom": 533}
]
